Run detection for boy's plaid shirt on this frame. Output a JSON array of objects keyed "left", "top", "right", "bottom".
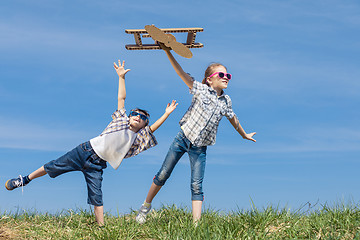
[
  {"left": 180, "top": 80, "right": 235, "bottom": 147},
  {"left": 99, "top": 108, "right": 157, "bottom": 158}
]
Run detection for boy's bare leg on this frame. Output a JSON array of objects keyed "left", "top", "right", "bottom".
[
  {"left": 94, "top": 205, "right": 104, "bottom": 226},
  {"left": 192, "top": 200, "right": 202, "bottom": 223},
  {"left": 28, "top": 166, "right": 47, "bottom": 180},
  {"left": 145, "top": 182, "right": 162, "bottom": 203}
]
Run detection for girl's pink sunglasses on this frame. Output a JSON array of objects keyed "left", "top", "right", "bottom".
[{"left": 209, "top": 72, "right": 232, "bottom": 80}]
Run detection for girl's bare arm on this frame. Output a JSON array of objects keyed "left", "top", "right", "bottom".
[
  {"left": 229, "top": 116, "right": 256, "bottom": 142},
  {"left": 161, "top": 44, "right": 194, "bottom": 89}
]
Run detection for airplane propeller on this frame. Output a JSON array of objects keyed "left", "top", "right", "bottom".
[{"left": 145, "top": 25, "right": 193, "bottom": 59}]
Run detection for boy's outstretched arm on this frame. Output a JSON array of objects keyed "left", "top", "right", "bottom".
[
  {"left": 114, "top": 59, "right": 131, "bottom": 110},
  {"left": 150, "top": 100, "right": 178, "bottom": 133},
  {"left": 159, "top": 43, "right": 194, "bottom": 89},
  {"left": 229, "top": 116, "right": 256, "bottom": 142}
]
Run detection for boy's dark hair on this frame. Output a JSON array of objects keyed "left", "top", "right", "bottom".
[{"left": 130, "top": 108, "right": 150, "bottom": 126}]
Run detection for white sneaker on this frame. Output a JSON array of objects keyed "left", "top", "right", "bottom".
[{"left": 136, "top": 203, "right": 151, "bottom": 224}]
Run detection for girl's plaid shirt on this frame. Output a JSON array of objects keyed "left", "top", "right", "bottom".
[
  {"left": 99, "top": 108, "right": 157, "bottom": 158},
  {"left": 180, "top": 80, "right": 235, "bottom": 147}
]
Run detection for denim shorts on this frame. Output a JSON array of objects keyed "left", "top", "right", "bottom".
[{"left": 44, "top": 141, "right": 107, "bottom": 206}]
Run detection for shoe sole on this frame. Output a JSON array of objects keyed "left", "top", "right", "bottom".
[
  {"left": 136, "top": 214, "right": 146, "bottom": 224},
  {"left": 5, "top": 179, "right": 13, "bottom": 190}
]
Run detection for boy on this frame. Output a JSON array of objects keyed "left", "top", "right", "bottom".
[{"left": 5, "top": 59, "right": 178, "bottom": 226}]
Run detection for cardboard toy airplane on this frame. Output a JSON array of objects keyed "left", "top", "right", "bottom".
[{"left": 125, "top": 25, "right": 203, "bottom": 58}]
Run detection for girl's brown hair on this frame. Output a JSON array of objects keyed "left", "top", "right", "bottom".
[{"left": 201, "top": 63, "right": 227, "bottom": 86}]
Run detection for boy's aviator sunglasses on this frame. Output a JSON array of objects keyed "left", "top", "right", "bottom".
[
  {"left": 130, "top": 111, "right": 148, "bottom": 121},
  {"left": 209, "top": 72, "right": 232, "bottom": 80}
]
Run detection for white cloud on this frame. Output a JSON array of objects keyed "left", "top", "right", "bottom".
[
  {"left": 0, "top": 20, "right": 120, "bottom": 51},
  {"left": 0, "top": 117, "right": 92, "bottom": 151},
  {"left": 212, "top": 125, "right": 360, "bottom": 158},
  {"left": 177, "top": 122, "right": 360, "bottom": 167},
  {"left": 222, "top": 0, "right": 360, "bottom": 29}
]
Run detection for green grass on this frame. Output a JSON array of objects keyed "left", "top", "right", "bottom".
[{"left": 1, "top": 203, "right": 360, "bottom": 239}]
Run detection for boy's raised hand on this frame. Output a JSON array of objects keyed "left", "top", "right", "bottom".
[
  {"left": 114, "top": 59, "right": 131, "bottom": 78},
  {"left": 150, "top": 100, "right": 178, "bottom": 133},
  {"left": 165, "top": 100, "right": 178, "bottom": 115}
]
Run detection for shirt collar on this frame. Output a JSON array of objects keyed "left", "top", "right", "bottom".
[{"left": 207, "top": 86, "right": 226, "bottom": 98}]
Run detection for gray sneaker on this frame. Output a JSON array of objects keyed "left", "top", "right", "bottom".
[
  {"left": 5, "top": 175, "right": 27, "bottom": 191},
  {"left": 136, "top": 203, "right": 151, "bottom": 224}
]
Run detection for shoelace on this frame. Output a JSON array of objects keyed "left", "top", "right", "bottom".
[
  {"left": 140, "top": 205, "right": 150, "bottom": 213},
  {"left": 13, "top": 175, "right": 24, "bottom": 194}
]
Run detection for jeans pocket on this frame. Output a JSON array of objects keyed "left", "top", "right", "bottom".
[
  {"left": 89, "top": 153, "right": 107, "bottom": 169},
  {"left": 81, "top": 141, "right": 92, "bottom": 152},
  {"left": 87, "top": 159, "right": 106, "bottom": 171}
]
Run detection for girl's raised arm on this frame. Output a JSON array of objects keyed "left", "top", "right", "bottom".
[{"left": 160, "top": 44, "right": 194, "bottom": 89}]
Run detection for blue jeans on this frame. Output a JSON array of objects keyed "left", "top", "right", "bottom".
[
  {"left": 154, "top": 129, "right": 207, "bottom": 201},
  {"left": 44, "top": 141, "right": 107, "bottom": 206}
]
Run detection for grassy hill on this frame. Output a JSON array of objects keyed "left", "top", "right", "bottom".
[{"left": 1, "top": 203, "right": 360, "bottom": 239}]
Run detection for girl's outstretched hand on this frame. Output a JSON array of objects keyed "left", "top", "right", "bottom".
[
  {"left": 165, "top": 100, "right": 178, "bottom": 115},
  {"left": 114, "top": 59, "right": 131, "bottom": 78},
  {"left": 244, "top": 132, "right": 257, "bottom": 142}
]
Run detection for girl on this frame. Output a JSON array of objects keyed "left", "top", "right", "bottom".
[{"left": 136, "top": 45, "right": 256, "bottom": 223}]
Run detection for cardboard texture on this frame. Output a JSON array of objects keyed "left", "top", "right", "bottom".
[{"left": 125, "top": 25, "right": 204, "bottom": 59}]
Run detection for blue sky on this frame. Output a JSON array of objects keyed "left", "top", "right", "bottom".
[{"left": 1, "top": 0, "right": 360, "bottom": 215}]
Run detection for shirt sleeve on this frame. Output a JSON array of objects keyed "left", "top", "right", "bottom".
[
  {"left": 111, "top": 107, "right": 127, "bottom": 120},
  {"left": 224, "top": 95, "right": 236, "bottom": 120},
  {"left": 190, "top": 80, "right": 209, "bottom": 95},
  {"left": 124, "top": 126, "right": 158, "bottom": 158}
]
